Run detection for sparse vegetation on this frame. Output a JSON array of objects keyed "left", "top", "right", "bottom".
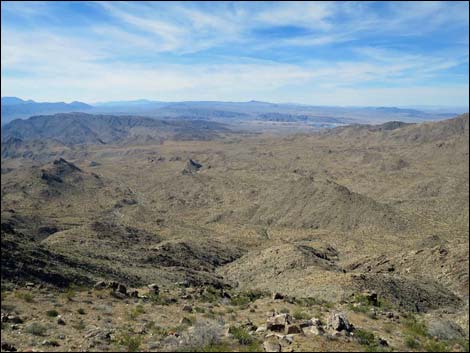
[
  {"left": 403, "top": 315, "right": 428, "bottom": 337},
  {"left": 25, "top": 322, "right": 47, "bottom": 336},
  {"left": 229, "top": 326, "right": 254, "bottom": 345},
  {"left": 127, "top": 304, "right": 145, "bottom": 320},
  {"left": 292, "top": 309, "right": 310, "bottom": 320},
  {"left": 14, "top": 291, "right": 34, "bottom": 303},
  {"left": 114, "top": 331, "right": 142, "bottom": 352},
  {"left": 1, "top": 92, "right": 468, "bottom": 353},
  {"left": 46, "top": 309, "right": 59, "bottom": 317}
]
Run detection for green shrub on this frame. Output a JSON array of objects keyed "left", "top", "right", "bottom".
[
  {"left": 73, "top": 319, "right": 86, "bottom": 331},
  {"left": 348, "top": 303, "right": 369, "bottom": 313},
  {"left": 230, "top": 290, "right": 266, "bottom": 306},
  {"left": 115, "top": 332, "right": 142, "bottom": 352},
  {"left": 25, "top": 322, "right": 47, "bottom": 336},
  {"left": 181, "top": 343, "right": 232, "bottom": 352},
  {"left": 404, "top": 316, "right": 428, "bottom": 337},
  {"left": 63, "top": 287, "right": 77, "bottom": 301},
  {"left": 405, "top": 336, "right": 421, "bottom": 349},
  {"left": 355, "top": 329, "right": 376, "bottom": 346},
  {"left": 46, "top": 309, "right": 59, "bottom": 317},
  {"left": 229, "top": 326, "right": 254, "bottom": 345},
  {"left": 128, "top": 305, "right": 145, "bottom": 320},
  {"left": 423, "top": 340, "right": 449, "bottom": 352},
  {"left": 151, "top": 325, "right": 169, "bottom": 336},
  {"left": 77, "top": 308, "right": 86, "bottom": 315},
  {"left": 15, "top": 291, "right": 34, "bottom": 303},
  {"left": 294, "top": 297, "right": 319, "bottom": 307},
  {"left": 149, "top": 293, "right": 174, "bottom": 306},
  {"left": 279, "top": 307, "right": 290, "bottom": 314},
  {"left": 292, "top": 309, "right": 309, "bottom": 320}
]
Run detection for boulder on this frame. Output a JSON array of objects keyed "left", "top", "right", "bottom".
[
  {"left": 182, "top": 305, "right": 193, "bottom": 313},
  {"left": 1, "top": 343, "right": 17, "bottom": 352},
  {"left": 362, "top": 290, "right": 379, "bottom": 306},
  {"left": 148, "top": 283, "right": 160, "bottom": 295},
  {"left": 182, "top": 159, "right": 202, "bottom": 174},
  {"left": 256, "top": 325, "right": 267, "bottom": 334},
  {"left": 267, "top": 313, "right": 291, "bottom": 332},
  {"left": 93, "top": 280, "right": 107, "bottom": 290},
  {"left": 116, "top": 284, "right": 127, "bottom": 295},
  {"left": 327, "top": 313, "right": 354, "bottom": 332},
  {"left": 302, "top": 318, "right": 324, "bottom": 336}
]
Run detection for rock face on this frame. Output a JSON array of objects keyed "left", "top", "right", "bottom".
[
  {"left": 182, "top": 159, "right": 202, "bottom": 174},
  {"left": 327, "top": 313, "right": 354, "bottom": 332},
  {"left": 148, "top": 283, "right": 160, "bottom": 295},
  {"left": 427, "top": 319, "right": 465, "bottom": 340},
  {"left": 266, "top": 313, "right": 292, "bottom": 332}
]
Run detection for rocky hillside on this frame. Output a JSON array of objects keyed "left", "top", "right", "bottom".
[{"left": 1, "top": 113, "right": 231, "bottom": 146}]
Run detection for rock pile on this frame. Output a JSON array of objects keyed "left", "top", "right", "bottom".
[{"left": 260, "top": 311, "right": 355, "bottom": 351}]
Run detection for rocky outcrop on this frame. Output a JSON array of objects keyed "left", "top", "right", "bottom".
[{"left": 182, "top": 159, "right": 202, "bottom": 174}]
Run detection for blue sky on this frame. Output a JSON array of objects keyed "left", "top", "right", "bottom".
[{"left": 1, "top": 1, "right": 469, "bottom": 106}]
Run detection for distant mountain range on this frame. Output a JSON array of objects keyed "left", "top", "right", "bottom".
[
  {"left": 1, "top": 112, "right": 230, "bottom": 146},
  {"left": 1, "top": 97, "right": 92, "bottom": 125},
  {"left": 1, "top": 96, "right": 466, "bottom": 126}
]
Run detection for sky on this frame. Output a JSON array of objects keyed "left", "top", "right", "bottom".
[{"left": 1, "top": 1, "right": 469, "bottom": 107}]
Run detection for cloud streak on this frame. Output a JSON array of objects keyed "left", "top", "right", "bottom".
[{"left": 1, "top": 1, "right": 468, "bottom": 106}]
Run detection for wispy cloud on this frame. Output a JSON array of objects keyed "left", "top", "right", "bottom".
[{"left": 1, "top": 1, "right": 468, "bottom": 106}]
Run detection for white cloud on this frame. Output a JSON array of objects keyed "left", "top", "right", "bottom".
[{"left": 1, "top": 1, "right": 468, "bottom": 106}]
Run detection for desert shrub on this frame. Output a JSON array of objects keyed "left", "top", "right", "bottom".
[
  {"left": 423, "top": 340, "right": 449, "bottom": 352},
  {"left": 229, "top": 326, "right": 254, "bottom": 345},
  {"left": 404, "top": 316, "right": 428, "bottom": 337},
  {"left": 115, "top": 332, "right": 142, "bottom": 352},
  {"left": 15, "top": 291, "right": 34, "bottom": 303},
  {"left": 349, "top": 303, "right": 369, "bottom": 313},
  {"left": 77, "top": 308, "right": 86, "bottom": 315},
  {"left": 294, "top": 297, "right": 319, "bottom": 307},
  {"left": 355, "top": 329, "right": 376, "bottom": 346},
  {"left": 279, "top": 307, "right": 290, "bottom": 314},
  {"left": 73, "top": 319, "right": 86, "bottom": 331},
  {"left": 179, "top": 343, "right": 232, "bottom": 352},
  {"left": 405, "top": 336, "right": 421, "bottom": 349},
  {"left": 199, "top": 287, "right": 220, "bottom": 304},
  {"left": 204, "top": 309, "right": 217, "bottom": 320},
  {"left": 230, "top": 290, "right": 266, "bottom": 306},
  {"left": 63, "top": 287, "right": 77, "bottom": 301},
  {"left": 46, "top": 309, "right": 59, "bottom": 317},
  {"left": 240, "top": 341, "right": 263, "bottom": 352},
  {"left": 149, "top": 293, "right": 176, "bottom": 306},
  {"left": 180, "top": 316, "right": 196, "bottom": 326},
  {"left": 127, "top": 304, "right": 145, "bottom": 320},
  {"left": 176, "top": 319, "right": 224, "bottom": 351},
  {"left": 25, "top": 322, "right": 47, "bottom": 336},
  {"left": 292, "top": 309, "right": 310, "bottom": 320},
  {"left": 150, "top": 325, "right": 169, "bottom": 337},
  {"left": 194, "top": 306, "right": 206, "bottom": 313}
]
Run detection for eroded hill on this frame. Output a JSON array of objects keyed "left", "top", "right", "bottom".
[{"left": 1, "top": 114, "right": 468, "bottom": 352}]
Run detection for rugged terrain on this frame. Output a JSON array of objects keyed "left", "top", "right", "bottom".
[{"left": 1, "top": 113, "right": 469, "bottom": 352}]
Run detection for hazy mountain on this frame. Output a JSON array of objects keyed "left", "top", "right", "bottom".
[
  {"left": 2, "top": 97, "right": 460, "bottom": 128},
  {"left": 1, "top": 97, "right": 93, "bottom": 125},
  {"left": 1, "top": 112, "right": 230, "bottom": 146}
]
